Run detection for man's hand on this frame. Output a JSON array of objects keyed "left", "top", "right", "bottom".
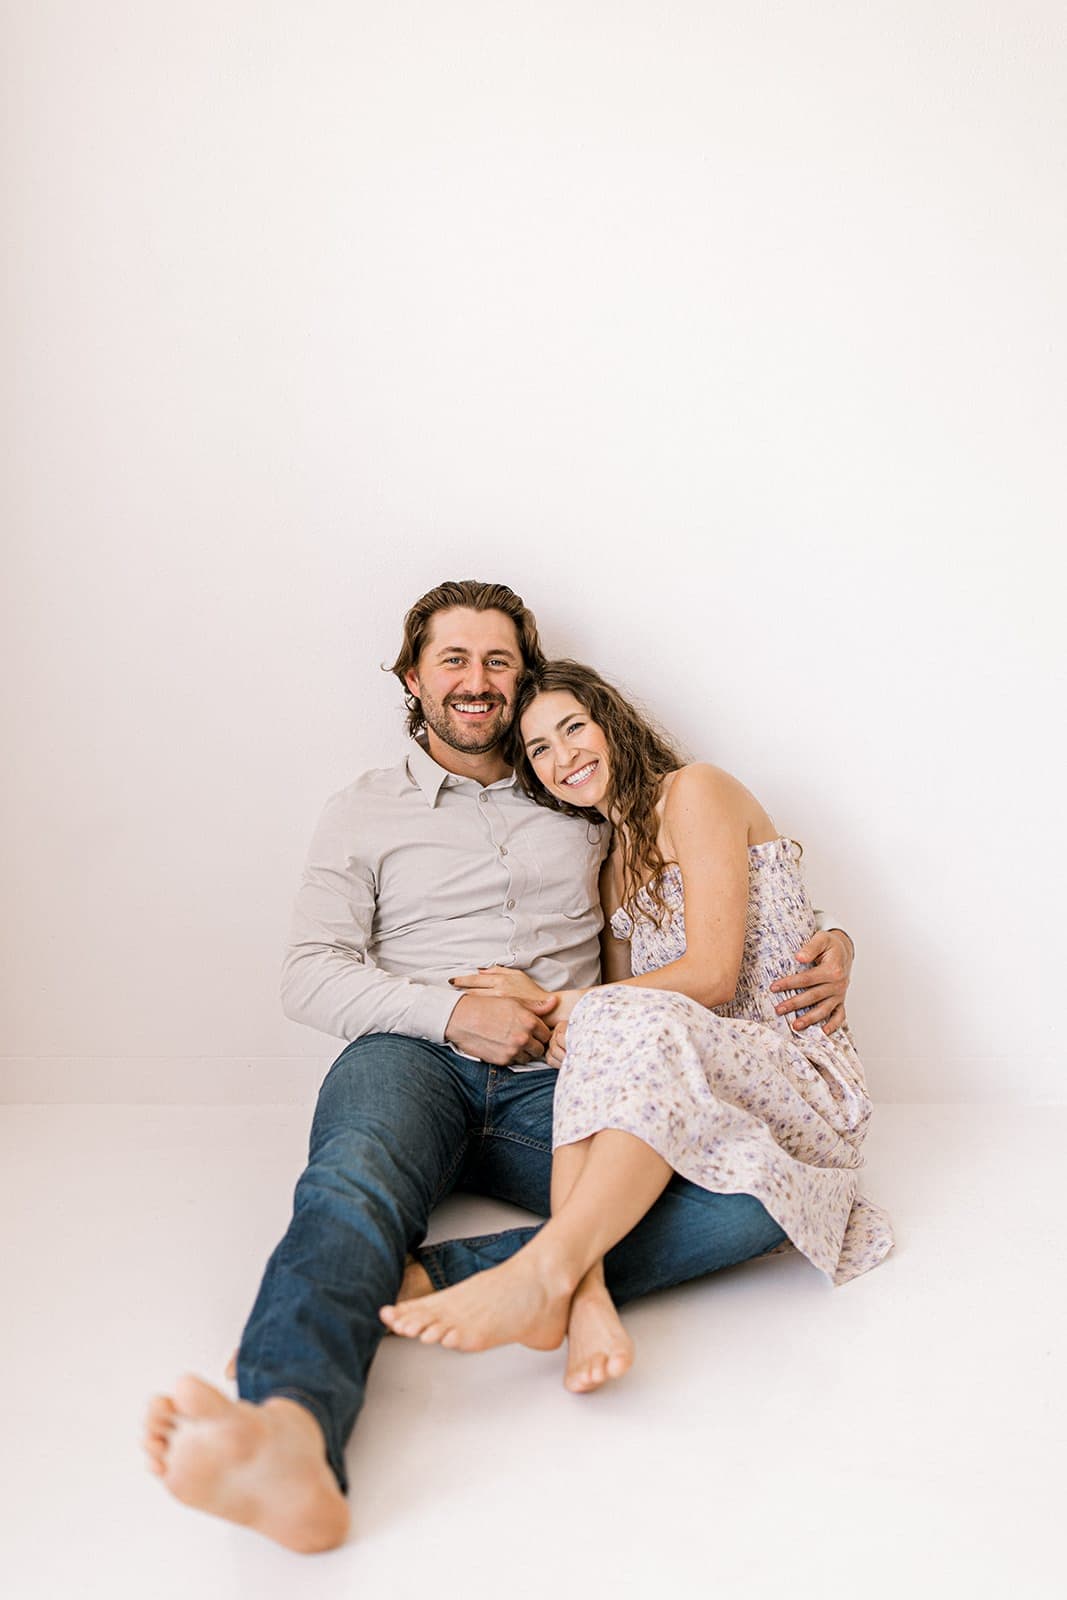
[
  {"left": 445, "top": 992, "right": 555, "bottom": 1066},
  {"left": 546, "top": 1020, "right": 569, "bottom": 1069},
  {"left": 769, "top": 929, "right": 853, "bottom": 1035}
]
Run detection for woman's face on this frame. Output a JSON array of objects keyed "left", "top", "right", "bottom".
[{"left": 520, "top": 690, "right": 612, "bottom": 809}]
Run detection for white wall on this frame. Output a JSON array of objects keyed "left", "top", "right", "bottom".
[{"left": 4, "top": 1, "right": 1064, "bottom": 1104}]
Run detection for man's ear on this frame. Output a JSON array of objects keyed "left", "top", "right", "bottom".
[{"left": 404, "top": 669, "right": 420, "bottom": 698}]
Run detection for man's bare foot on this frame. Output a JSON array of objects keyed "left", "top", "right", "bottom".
[
  {"left": 564, "top": 1278, "right": 634, "bottom": 1393},
  {"left": 379, "top": 1247, "right": 576, "bottom": 1353},
  {"left": 142, "top": 1375, "right": 349, "bottom": 1554},
  {"left": 396, "top": 1256, "right": 433, "bottom": 1303}
]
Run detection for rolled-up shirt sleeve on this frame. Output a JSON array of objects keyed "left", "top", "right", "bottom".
[
  {"left": 814, "top": 909, "right": 852, "bottom": 950},
  {"left": 280, "top": 792, "right": 461, "bottom": 1044}
]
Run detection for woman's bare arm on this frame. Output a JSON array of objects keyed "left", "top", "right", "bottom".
[
  {"left": 544, "top": 764, "right": 756, "bottom": 1017},
  {"left": 598, "top": 850, "right": 632, "bottom": 984}
]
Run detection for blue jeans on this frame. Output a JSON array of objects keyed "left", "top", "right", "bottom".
[{"left": 237, "top": 1034, "right": 786, "bottom": 1491}]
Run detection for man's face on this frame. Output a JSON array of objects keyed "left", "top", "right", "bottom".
[{"left": 405, "top": 607, "right": 523, "bottom": 758}]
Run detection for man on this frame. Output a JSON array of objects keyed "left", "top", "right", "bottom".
[{"left": 143, "top": 579, "right": 855, "bottom": 1552}]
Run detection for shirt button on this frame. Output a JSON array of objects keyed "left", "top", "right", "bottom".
[
  {"left": 479, "top": 793, "right": 489, "bottom": 803},
  {"left": 499, "top": 846, "right": 508, "bottom": 856},
  {"left": 506, "top": 899, "right": 516, "bottom": 910}
]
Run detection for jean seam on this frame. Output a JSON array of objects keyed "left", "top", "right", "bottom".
[
  {"left": 479, "top": 1127, "right": 552, "bottom": 1154},
  {"left": 429, "top": 1138, "right": 468, "bottom": 1210},
  {"left": 481, "top": 1067, "right": 497, "bottom": 1137},
  {"left": 448, "top": 1228, "right": 542, "bottom": 1251},
  {"left": 414, "top": 1246, "right": 449, "bottom": 1292},
  {"left": 241, "top": 1247, "right": 286, "bottom": 1401}
]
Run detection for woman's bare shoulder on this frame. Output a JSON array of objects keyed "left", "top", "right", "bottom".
[
  {"left": 663, "top": 763, "right": 774, "bottom": 841},
  {"left": 664, "top": 762, "right": 751, "bottom": 812}
]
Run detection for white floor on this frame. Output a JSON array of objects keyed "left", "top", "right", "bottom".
[{"left": 2, "top": 1102, "right": 1063, "bottom": 1600}]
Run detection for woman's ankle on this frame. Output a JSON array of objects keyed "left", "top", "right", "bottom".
[{"left": 523, "top": 1231, "right": 588, "bottom": 1299}]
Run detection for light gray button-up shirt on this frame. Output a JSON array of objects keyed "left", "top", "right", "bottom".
[{"left": 281, "top": 740, "right": 608, "bottom": 1049}]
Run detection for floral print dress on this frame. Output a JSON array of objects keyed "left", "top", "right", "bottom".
[{"left": 553, "top": 838, "right": 894, "bottom": 1285}]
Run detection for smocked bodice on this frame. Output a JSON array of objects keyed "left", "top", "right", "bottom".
[{"left": 609, "top": 838, "right": 816, "bottom": 1026}]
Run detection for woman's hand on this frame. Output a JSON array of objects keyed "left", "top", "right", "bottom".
[
  {"left": 450, "top": 965, "right": 558, "bottom": 1012},
  {"left": 546, "top": 1020, "right": 569, "bottom": 1069}
]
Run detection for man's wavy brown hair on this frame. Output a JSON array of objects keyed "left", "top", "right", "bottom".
[
  {"left": 389, "top": 579, "right": 546, "bottom": 737},
  {"left": 507, "top": 660, "right": 685, "bottom": 925}
]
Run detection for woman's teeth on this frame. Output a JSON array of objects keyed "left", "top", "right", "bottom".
[{"left": 562, "top": 761, "right": 597, "bottom": 787}]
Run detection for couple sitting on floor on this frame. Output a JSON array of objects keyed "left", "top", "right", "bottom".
[{"left": 144, "top": 577, "right": 892, "bottom": 1553}]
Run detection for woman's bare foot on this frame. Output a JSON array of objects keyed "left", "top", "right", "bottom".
[
  {"left": 564, "top": 1278, "right": 634, "bottom": 1393},
  {"left": 379, "top": 1246, "right": 576, "bottom": 1353},
  {"left": 142, "top": 1375, "right": 349, "bottom": 1554}
]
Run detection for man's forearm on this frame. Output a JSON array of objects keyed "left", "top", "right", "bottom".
[
  {"left": 281, "top": 941, "right": 460, "bottom": 1043},
  {"left": 283, "top": 788, "right": 465, "bottom": 1045}
]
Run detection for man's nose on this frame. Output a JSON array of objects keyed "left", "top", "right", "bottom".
[{"left": 463, "top": 662, "right": 489, "bottom": 694}]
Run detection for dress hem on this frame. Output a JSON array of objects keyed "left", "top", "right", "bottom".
[{"left": 554, "top": 1115, "right": 893, "bottom": 1287}]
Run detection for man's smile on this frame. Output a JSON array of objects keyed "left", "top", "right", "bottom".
[{"left": 449, "top": 699, "right": 503, "bottom": 719}]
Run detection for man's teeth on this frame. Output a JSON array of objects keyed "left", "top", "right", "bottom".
[
  {"left": 453, "top": 702, "right": 494, "bottom": 713},
  {"left": 563, "top": 762, "right": 597, "bottom": 786}
]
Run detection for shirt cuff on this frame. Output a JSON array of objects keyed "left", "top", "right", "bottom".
[
  {"left": 822, "top": 920, "right": 854, "bottom": 956},
  {"left": 406, "top": 983, "right": 464, "bottom": 1044}
]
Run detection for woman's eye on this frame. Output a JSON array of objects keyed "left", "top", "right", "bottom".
[{"left": 567, "top": 721, "right": 585, "bottom": 735}]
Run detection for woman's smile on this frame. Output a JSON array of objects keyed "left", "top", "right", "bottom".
[{"left": 559, "top": 759, "right": 600, "bottom": 790}]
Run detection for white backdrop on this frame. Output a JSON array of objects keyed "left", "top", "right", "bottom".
[{"left": 4, "top": 1, "right": 1064, "bottom": 1104}]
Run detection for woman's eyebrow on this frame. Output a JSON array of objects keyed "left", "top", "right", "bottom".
[{"left": 525, "top": 711, "right": 582, "bottom": 748}]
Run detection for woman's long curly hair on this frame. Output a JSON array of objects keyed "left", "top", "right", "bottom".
[{"left": 507, "top": 660, "right": 686, "bottom": 925}]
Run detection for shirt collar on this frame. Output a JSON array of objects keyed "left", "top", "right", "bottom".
[{"left": 405, "top": 738, "right": 518, "bottom": 807}]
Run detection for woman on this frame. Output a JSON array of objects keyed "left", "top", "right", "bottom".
[{"left": 380, "top": 661, "right": 893, "bottom": 1387}]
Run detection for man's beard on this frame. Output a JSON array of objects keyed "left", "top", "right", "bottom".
[{"left": 418, "top": 691, "right": 514, "bottom": 755}]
